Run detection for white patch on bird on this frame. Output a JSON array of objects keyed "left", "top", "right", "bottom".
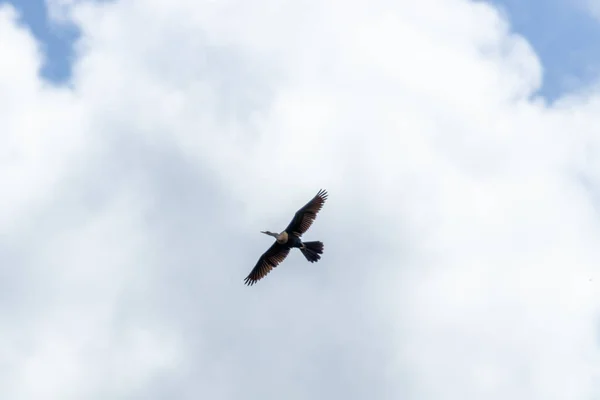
[{"left": 276, "top": 231, "right": 288, "bottom": 244}]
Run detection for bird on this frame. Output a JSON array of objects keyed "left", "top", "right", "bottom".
[{"left": 244, "top": 189, "right": 328, "bottom": 286}]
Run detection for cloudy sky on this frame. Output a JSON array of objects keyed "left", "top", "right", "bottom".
[{"left": 2, "top": 0, "right": 600, "bottom": 398}]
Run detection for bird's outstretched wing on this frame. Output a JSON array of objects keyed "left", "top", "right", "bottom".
[
  {"left": 284, "top": 189, "right": 328, "bottom": 237},
  {"left": 244, "top": 242, "right": 291, "bottom": 286}
]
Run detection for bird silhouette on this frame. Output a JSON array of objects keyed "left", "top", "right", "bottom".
[{"left": 244, "top": 189, "right": 328, "bottom": 286}]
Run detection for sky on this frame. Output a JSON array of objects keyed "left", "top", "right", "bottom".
[
  {"left": 2, "top": 0, "right": 600, "bottom": 399},
  {"left": 6, "top": 0, "right": 600, "bottom": 99}
]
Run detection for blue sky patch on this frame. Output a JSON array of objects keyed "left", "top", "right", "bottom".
[
  {"left": 491, "top": 0, "right": 600, "bottom": 101},
  {"left": 3, "top": 0, "right": 79, "bottom": 84}
]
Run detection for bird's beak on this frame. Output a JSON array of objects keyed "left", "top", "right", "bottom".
[{"left": 260, "top": 231, "right": 267, "bottom": 235}]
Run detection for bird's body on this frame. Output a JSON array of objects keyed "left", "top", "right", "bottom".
[
  {"left": 262, "top": 230, "right": 304, "bottom": 248},
  {"left": 244, "top": 189, "right": 328, "bottom": 286}
]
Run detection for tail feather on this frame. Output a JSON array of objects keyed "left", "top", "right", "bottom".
[{"left": 300, "top": 241, "right": 324, "bottom": 263}]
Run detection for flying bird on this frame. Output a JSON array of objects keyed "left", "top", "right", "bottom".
[{"left": 244, "top": 189, "right": 328, "bottom": 286}]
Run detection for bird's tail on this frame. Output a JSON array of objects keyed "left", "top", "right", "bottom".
[{"left": 300, "top": 241, "right": 324, "bottom": 263}]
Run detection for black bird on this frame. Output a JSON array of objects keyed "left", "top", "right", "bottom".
[{"left": 244, "top": 189, "right": 328, "bottom": 286}]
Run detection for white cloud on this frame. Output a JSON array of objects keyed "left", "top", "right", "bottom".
[{"left": 2, "top": 0, "right": 600, "bottom": 398}]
